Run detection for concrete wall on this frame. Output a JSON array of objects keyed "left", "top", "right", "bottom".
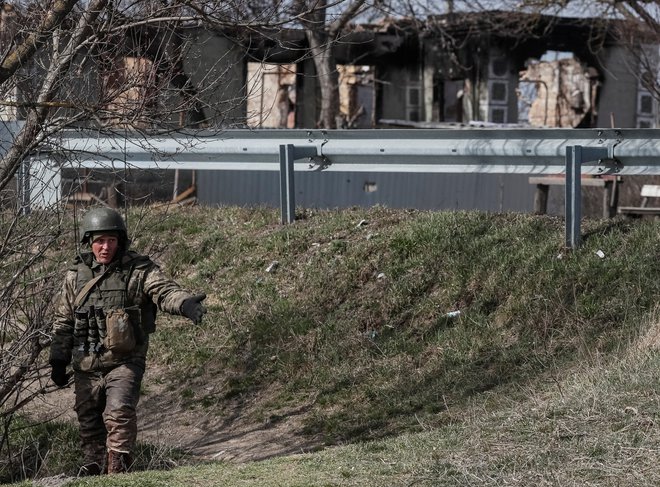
[
  {"left": 378, "top": 65, "right": 414, "bottom": 121},
  {"left": 595, "top": 45, "right": 639, "bottom": 128},
  {"left": 183, "top": 29, "right": 247, "bottom": 127}
]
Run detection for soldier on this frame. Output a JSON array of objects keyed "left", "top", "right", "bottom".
[{"left": 49, "top": 207, "right": 207, "bottom": 476}]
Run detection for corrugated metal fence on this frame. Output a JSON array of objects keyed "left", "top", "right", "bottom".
[{"left": 14, "top": 126, "right": 660, "bottom": 246}]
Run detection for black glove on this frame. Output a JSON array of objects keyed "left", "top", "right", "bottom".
[
  {"left": 181, "top": 293, "right": 207, "bottom": 325},
  {"left": 50, "top": 361, "right": 70, "bottom": 388}
]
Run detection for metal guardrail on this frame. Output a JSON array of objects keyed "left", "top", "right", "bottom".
[
  {"left": 30, "top": 127, "right": 660, "bottom": 247},
  {"left": 49, "top": 127, "right": 660, "bottom": 172}
]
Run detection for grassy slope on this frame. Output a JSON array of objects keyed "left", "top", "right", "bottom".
[{"left": 10, "top": 205, "right": 660, "bottom": 485}]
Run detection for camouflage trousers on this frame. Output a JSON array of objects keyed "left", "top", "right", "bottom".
[{"left": 73, "top": 363, "right": 144, "bottom": 465}]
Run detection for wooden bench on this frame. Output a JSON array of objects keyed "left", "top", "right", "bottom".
[
  {"left": 529, "top": 175, "right": 622, "bottom": 219},
  {"left": 618, "top": 184, "right": 660, "bottom": 217}
]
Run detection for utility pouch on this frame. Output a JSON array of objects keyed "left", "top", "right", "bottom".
[
  {"left": 96, "top": 308, "right": 107, "bottom": 340},
  {"left": 125, "top": 306, "right": 146, "bottom": 345},
  {"left": 74, "top": 309, "right": 89, "bottom": 352},
  {"left": 87, "top": 305, "right": 99, "bottom": 346},
  {"left": 103, "top": 309, "right": 136, "bottom": 354}
]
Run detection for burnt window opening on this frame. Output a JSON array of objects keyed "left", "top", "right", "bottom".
[
  {"left": 490, "top": 57, "right": 508, "bottom": 78},
  {"left": 408, "top": 87, "right": 420, "bottom": 106},
  {"left": 407, "top": 85, "right": 421, "bottom": 121},
  {"left": 490, "top": 107, "right": 507, "bottom": 124},
  {"left": 639, "top": 93, "right": 654, "bottom": 115},
  {"left": 489, "top": 81, "right": 508, "bottom": 104},
  {"left": 246, "top": 62, "right": 297, "bottom": 128},
  {"left": 640, "top": 70, "right": 656, "bottom": 92},
  {"left": 338, "top": 65, "right": 374, "bottom": 128},
  {"left": 433, "top": 78, "right": 464, "bottom": 123},
  {"left": 518, "top": 51, "right": 599, "bottom": 128},
  {"left": 636, "top": 62, "right": 658, "bottom": 128}
]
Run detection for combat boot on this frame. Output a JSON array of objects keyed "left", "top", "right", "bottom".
[
  {"left": 107, "top": 449, "right": 133, "bottom": 474},
  {"left": 78, "top": 444, "right": 107, "bottom": 477}
]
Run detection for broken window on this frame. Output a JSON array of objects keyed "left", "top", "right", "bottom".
[
  {"left": 636, "top": 65, "right": 658, "bottom": 128},
  {"left": 338, "top": 65, "right": 374, "bottom": 128},
  {"left": 246, "top": 63, "right": 297, "bottom": 128},
  {"left": 518, "top": 51, "right": 599, "bottom": 128},
  {"left": 487, "top": 53, "right": 510, "bottom": 124}
]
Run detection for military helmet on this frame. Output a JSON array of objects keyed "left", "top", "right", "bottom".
[{"left": 80, "top": 207, "right": 128, "bottom": 244}]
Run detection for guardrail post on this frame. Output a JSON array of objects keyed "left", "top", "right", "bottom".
[
  {"left": 565, "top": 145, "right": 613, "bottom": 249},
  {"left": 565, "top": 145, "right": 583, "bottom": 249},
  {"left": 278, "top": 144, "right": 319, "bottom": 224},
  {"left": 279, "top": 144, "right": 296, "bottom": 224},
  {"left": 565, "top": 146, "right": 582, "bottom": 249}
]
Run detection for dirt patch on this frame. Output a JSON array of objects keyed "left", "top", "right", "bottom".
[
  {"left": 26, "top": 372, "right": 324, "bottom": 465},
  {"left": 137, "top": 378, "right": 323, "bottom": 462},
  {"left": 33, "top": 473, "right": 71, "bottom": 487}
]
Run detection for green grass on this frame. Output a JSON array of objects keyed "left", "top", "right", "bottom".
[
  {"left": 48, "top": 331, "right": 660, "bottom": 487},
  {"left": 2, "top": 205, "right": 660, "bottom": 486},
  {"left": 143, "top": 206, "right": 660, "bottom": 439}
]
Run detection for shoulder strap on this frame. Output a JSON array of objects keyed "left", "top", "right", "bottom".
[{"left": 73, "top": 265, "right": 113, "bottom": 308}]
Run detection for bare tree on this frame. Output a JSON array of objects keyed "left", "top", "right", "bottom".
[
  {"left": 291, "top": 0, "right": 371, "bottom": 128},
  {"left": 606, "top": 1, "right": 660, "bottom": 102},
  {"left": 0, "top": 1, "right": 264, "bottom": 477}
]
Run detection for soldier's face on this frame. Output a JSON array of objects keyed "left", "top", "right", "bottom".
[{"left": 91, "top": 234, "right": 119, "bottom": 264}]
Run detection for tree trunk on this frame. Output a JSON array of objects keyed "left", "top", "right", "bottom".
[{"left": 306, "top": 29, "right": 340, "bottom": 129}]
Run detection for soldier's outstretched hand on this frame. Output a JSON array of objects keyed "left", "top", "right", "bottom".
[{"left": 181, "top": 293, "right": 207, "bottom": 325}]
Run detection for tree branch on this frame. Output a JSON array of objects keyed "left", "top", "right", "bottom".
[
  {"left": 0, "top": 0, "right": 81, "bottom": 86},
  {"left": 618, "top": 0, "right": 660, "bottom": 35},
  {"left": 329, "top": 0, "right": 369, "bottom": 37},
  {"left": 0, "top": 0, "right": 109, "bottom": 191}
]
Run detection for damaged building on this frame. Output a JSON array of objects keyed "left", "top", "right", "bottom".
[
  {"left": 190, "top": 12, "right": 655, "bottom": 215},
  {"left": 12, "top": 9, "right": 657, "bottom": 214},
  {"left": 237, "top": 12, "right": 651, "bottom": 131}
]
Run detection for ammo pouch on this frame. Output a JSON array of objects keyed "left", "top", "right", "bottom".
[{"left": 103, "top": 309, "right": 136, "bottom": 354}]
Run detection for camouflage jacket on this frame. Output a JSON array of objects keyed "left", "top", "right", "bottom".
[{"left": 49, "top": 250, "right": 193, "bottom": 372}]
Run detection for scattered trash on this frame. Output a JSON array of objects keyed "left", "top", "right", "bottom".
[
  {"left": 364, "top": 330, "right": 378, "bottom": 339},
  {"left": 556, "top": 252, "right": 564, "bottom": 260},
  {"left": 377, "top": 272, "right": 386, "bottom": 280},
  {"left": 445, "top": 310, "right": 461, "bottom": 318},
  {"left": 595, "top": 250, "right": 605, "bottom": 259},
  {"left": 265, "top": 261, "right": 279, "bottom": 273},
  {"left": 624, "top": 406, "right": 639, "bottom": 416},
  {"left": 356, "top": 219, "right": 368, "bottom": 227}
]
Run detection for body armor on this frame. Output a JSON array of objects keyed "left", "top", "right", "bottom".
[
  {"left": 68, "top": 251, "right": 157, "bottom": 372},
  {"left": 50, "top": 247, "right": 191, "bottom": 371}
]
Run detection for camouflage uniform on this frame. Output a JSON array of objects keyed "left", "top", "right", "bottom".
[{"left": 49, "top": 249, "right": 196, "bottom": 474}]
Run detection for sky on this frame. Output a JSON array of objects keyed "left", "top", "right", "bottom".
[{"left": 361, "top": 0, "right": 659, "bottom": 21}]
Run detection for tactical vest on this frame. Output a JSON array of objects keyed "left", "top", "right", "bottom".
[{"left": 73, "top": 252, "right": 156, "bottom": 356}]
